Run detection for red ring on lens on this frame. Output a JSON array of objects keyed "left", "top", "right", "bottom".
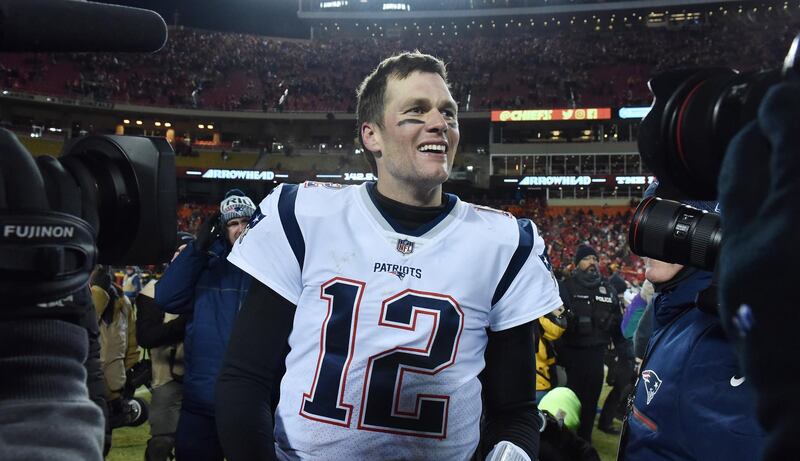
[
  {"left": 675, "top": 80, "right": 707, "bottom": 175},
  {"left": 632, "top": 196, "right": 657, "bottom": 253}
]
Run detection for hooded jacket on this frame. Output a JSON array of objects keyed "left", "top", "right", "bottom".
[
  {"left": 619, "top": 270, "right": 764, "bottom": 460},
  {"left": 536, "top": 313, "right": 567, "bottom": 391},
  {"left": 91, "top": 283, "right": 138, "bottom": 400},
  {"left": 155, "top": 238, "right": 251, "bottom": 414}
]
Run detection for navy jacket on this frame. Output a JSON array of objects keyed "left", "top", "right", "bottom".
[
  {"left": 620, "top": 271, "right": 764, "bottom": 460},
  {"left": 155, "top": 239, "right": 252, "bottom": 415}
]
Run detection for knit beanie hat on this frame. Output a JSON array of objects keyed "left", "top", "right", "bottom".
[
  {"left": 220, "top": 189, "right": 256, "bottom": 225},
  {"left": 538, "top": 387, "right": 582, "bottom": 432},
  {"left": 573, "top": 244, "right": 598, "bottom": 265}
]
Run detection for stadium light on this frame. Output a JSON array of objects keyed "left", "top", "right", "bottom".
[
  {"left": 198, "top": 124, "right": 205, "bottom": 129},
  {"left": 135, "top": 120, "right": 142, "bottom": 125},
  {"left": 164, "top": 122, "right": 172, "bottom": 128},
  {"left": 155, "top": 121, "right": 162, "bottom": 127},
  {"left": 123, "top": 119, "right": 130, "bottom": 124}
]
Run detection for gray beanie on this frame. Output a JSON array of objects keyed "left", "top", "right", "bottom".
[{"left": 220, "top": 189, "right": 256, "bottom": 225}]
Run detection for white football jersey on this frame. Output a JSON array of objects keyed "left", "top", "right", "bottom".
[{"left": 228, "top": 181, "right": 561, "bottom": 461}]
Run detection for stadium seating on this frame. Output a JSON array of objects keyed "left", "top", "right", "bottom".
[{"left": 2, "top": 8, "right": 796, "bottom": 112}]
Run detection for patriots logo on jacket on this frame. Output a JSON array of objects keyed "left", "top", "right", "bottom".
[{"left": 641, "top": 369, "right": 663, "bottom": 405}]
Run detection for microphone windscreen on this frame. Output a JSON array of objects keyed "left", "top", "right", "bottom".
[{"left": 0, "top": 0, "right": 168, "bottom": 52}]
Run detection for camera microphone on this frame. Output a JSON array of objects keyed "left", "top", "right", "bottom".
[{"left": 0, "top": 0, "right": 168, "bottom": 53}]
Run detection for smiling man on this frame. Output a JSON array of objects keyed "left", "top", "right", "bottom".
[{"left": 216, "top": 52, "right": 563, "bottom": 461}]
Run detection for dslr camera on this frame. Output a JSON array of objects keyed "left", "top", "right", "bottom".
[{"left": 627, "top": 34, "right": 800, "bottom": 271}]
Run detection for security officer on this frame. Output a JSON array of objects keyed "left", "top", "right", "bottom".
[{"left": 556, "top": 244, "right": 632, "bottom": 443}]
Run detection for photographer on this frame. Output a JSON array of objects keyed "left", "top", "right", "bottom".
[
  {"left": 155, "top": 190, "right": 254, "bottom": 461},
  {"left": 136, "top": 233, "right": 193, "bottom": 461},
  {"left": 90, "top": 265, "right": 142, "bottom": 451},
  {"left": 618, "top": 183, "right": 765, "bottom": 460},
  {"left": 624, "top": 35, "right": 800, "bottom": 460}
]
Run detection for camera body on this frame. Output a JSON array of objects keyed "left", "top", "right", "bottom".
[{"left": 628, "top": 35, "right": 800, "bottom": 269}]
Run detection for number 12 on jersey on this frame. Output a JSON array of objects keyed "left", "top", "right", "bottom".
[{"left": 300, "top": 277, "right": 464, "bottom": 439}]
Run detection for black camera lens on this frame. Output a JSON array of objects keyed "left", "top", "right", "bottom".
[
  {"left": 628, "top": 197, "right": 721, "bottom": 271},
  {"left": 56, "top": 135, "right": 177, "bottom": 265},
  {"left": 638, "top": 67, "right": 780, "bottom": 200}
]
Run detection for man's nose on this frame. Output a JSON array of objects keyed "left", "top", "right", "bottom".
[{"left": 426, "top": 111, "right": 448, "bottom": 133}]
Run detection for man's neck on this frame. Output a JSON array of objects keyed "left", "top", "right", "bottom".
[
  {"left": 375, "top": 180, "right": 442, "bottom": 207},
  {"left": 368, "top": 183, "right": 449, "bottom": 232}
]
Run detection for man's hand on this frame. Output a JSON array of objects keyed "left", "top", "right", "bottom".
[{"left": 196, "top": 212, "right": 221, "bottom": 253}]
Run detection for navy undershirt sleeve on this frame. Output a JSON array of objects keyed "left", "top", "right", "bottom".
[{"left": 480, "top": 321, "right": 542, "bottom": 460}]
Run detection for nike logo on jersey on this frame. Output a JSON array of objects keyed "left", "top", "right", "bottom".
[
  {"left": 373, "top": 262, "right": 422, "bottom": 280},
  {"left": 730, "top": 376, "right": 746, "bottom": 387}
]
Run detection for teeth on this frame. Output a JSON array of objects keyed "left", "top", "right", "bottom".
[{"left": 418, "top": 144, "right": 446, "bottom": 153}]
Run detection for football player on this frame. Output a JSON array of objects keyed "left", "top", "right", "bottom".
[{"left": 216, "top": 51, "right": 563, "bottom": 461}]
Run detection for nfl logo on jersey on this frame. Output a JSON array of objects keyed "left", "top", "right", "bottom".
[{"left": 396, "top": 238, "right": 414, "bottom": 255}]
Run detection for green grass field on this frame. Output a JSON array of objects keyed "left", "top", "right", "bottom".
[{"left": 106, "top": 385, "right": 622, "bottom": 461}]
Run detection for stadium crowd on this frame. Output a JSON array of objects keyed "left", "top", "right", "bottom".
[{"left": 1, "top": 8, "right": 797, "bottom": 112}]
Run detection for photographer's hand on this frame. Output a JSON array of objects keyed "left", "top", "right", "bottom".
[
  {"left": 196, "top": 212, "right": 222, "bottom": 253},
  {"left": 718, "top": 80, "right": 800, "bottom": 461}
]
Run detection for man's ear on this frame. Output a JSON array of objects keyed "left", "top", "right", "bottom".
[{"left": 361, "top": 122, "right": 382, "bottom": 155}]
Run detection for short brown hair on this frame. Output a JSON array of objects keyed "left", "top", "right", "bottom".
[{"left": 356, "top": 51, "right": 449, "bottom": 175}]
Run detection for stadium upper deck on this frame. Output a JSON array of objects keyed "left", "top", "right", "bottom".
[{"left": 1, "top": 2, "right": 796, "bottom": 113}]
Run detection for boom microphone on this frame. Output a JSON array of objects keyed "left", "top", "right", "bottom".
[{"left": 0, "top": 0, "right": 167, "bottom": 52}]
